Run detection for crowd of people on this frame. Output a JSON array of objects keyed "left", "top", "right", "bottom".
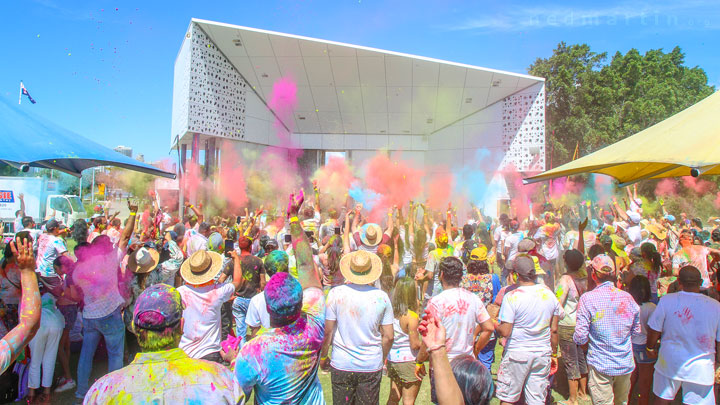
[{"left": 0, "top": 181, "right": 719, "bottom": 404}]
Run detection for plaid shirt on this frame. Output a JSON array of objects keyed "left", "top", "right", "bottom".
[{"left": 573, "top": 281, "right": 640, "bottom": 376}]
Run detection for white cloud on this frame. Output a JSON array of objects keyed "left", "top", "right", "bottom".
[{"left": 448, "top": 1, "right": 719, "bottom": 32}]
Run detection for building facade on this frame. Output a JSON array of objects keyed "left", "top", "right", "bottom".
[{"left": 171, "top": 19, "right": 545, "bottom": 215}]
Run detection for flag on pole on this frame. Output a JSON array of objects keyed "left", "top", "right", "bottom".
[{"left": 19, "top": 82, "right": 36, "bottom": 104}]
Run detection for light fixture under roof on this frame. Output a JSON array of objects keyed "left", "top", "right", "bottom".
[
  {"left": 232, "top": 39, "right": 242, "bottom": 46},
  {"left": 426, "top": 118, "right": 433, "bottom": 124},
  {"left": 465, "top": 98, "right": 472, "bottom": 103},
  {"left": 298, "top": 116, "right": 306, "bottom": 120},
  {"left": 261, "top": 73, "right": 269, "bottom": 78},
  {"left": 492, "top": 80, "right": 501, "bottom": 87}
]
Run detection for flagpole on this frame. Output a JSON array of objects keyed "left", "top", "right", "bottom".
[{"left": 18, "top": 81, "right": 22, "bottom": 105}]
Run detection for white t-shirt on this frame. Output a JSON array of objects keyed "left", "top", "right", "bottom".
[
  {"left": 499, "top": 284, "right": 563, "bottom": 354},
  {"left": 186, "top": 233, "right": 208, "bottom": 257},
  {"left": 631, "top": 302, "right": 656, "bottom": 345},
  {"left": 427, "top": 288, "right": 490, "bottom": 360},
  {"left": 626, "top": 225, "right": 642, "bottom": 246},
  {"left": 245, "top": 293, "right": 271, "bottom": 330},
  {"left": 503, "top": 232, "right": 523, "bottom": 262},
  {"left": 178, "top": 283, "right": 235, "bottom": 359},
  {"left": 326, "top": 284, "right": 394, "bottom": 372},
  {"left": 647, "top": 291, "right": 720, "bottom": 386},
  {"left": 35, "top": 234, "right": 67, "bottom": 277}
]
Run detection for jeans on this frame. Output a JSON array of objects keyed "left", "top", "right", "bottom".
[
  {"left": 232, "top": 296, "right": 251, "bottom": 344},
  {"left": 75, "top": 307, "right": 125, "bottom": 399}
]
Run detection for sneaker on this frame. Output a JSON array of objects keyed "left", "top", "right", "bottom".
[{"left": 54, "top": 377, "right": 76, "bottom": 393}]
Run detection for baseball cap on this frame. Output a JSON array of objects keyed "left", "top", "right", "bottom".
[
  {"left": 678, "top": 265, "right": 702, "bottom": 285},
  {"left": 513, "top": 255, "right": 536, "bottom": 277},
  {"left": 517, "top": 238, "right": 536, "bottom": 253},
  {"left": 133, "top": 284, "right": 183, "bottom": 331},
  {"left": 591, "top": 254, "right": 615, "bottom": 275},
  {"left": 469, "top": 246, "right": 488, "bottom": 261}
]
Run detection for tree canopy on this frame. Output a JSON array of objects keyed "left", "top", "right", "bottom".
[{"left": 529, "top": 42, "right": 715, "bottom": 167}]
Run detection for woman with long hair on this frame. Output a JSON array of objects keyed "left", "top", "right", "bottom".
[
  {"left": 386, "top": 277, "right": 422, "bottom": 405},
  {"left": 628, "top": 275, "right": 656, "bottom": 405},
  {"left": 555, "top": 249, "right": 589, "bottom": 405}
]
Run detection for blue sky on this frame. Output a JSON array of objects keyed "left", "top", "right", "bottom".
[{"left": 1, "top": 0, "right": 718, "bottom": 162}]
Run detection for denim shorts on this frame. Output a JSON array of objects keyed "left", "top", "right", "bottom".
[{"left": 632, "top": 343, "right": 657, "bottom": 364}]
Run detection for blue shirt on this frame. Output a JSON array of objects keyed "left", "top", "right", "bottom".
[
  {"left": 574, "top": 281, "right": 640, "bottom": 376},
  {"left": 235, "top": 287, "right": 325, "bottom": 404}
]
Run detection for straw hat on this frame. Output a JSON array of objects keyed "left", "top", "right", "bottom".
[
  {"left": 646, "top": 223, "right": 668, "bottom": 240},
  {"left": 128, "top": 247, "right": 160, "bottom": 274},
  {"left": 359, "top": 223, "right": 383, "bottom": 247},
  {"left": 339, "top": 250, "right": 383, "bottom": 285},
  {"left": 180, "top": 250, "right": 223, "bottom": 285}
]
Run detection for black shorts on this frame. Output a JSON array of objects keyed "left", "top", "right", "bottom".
[{"left": 330, "top": 367, "right": 382, "bottom": 404}]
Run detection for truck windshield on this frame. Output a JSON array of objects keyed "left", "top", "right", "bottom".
[
  {"left": 50, "top": 197, "right": 71, "bottom": 213},
  {"left": 67, "top": 197, "right": 84, "bottom": 214}
]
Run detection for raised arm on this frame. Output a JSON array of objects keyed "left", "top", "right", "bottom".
[
  {"left": 312, "top": 181, "right": 321, "bottom": 216},
  {"left": 229, "top": 251, "right": 244, "bottom": 290},
  {"left": 288, "top": 191, "right": 322, "bottom": 290},
  {"left": 578, "top": 216, "right": 588, "bottom": 253},
  {"left": 18, "top": 193, "right": 25, "bottom": 217},
  {"left": 445, "top": 203, "right": 452, "bottom": 240},
  {"left": 342, "top": 211, "right": 352, "bottom": 255},
  {"left": 418, "top": 310, "right": 464, "bottom": 405},
  {"left": 119, "top": 200, "right": 139, "bottom": 251},
  {"left": 385, "top": 208, "right": 395, "bottom": 237},
  {"left": 1, "top": 239, "right": 41, "bottom": 374},
  {"left": 185, "top": 201, "right": 203, "bottom": 223}
]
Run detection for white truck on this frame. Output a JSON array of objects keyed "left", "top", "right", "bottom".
[{"left": 0, "top": 176, "right": 87, "bottom": 234}]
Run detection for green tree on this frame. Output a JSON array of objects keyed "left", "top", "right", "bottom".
[{"left": 530, "top": 43, "right": 715, "bottom": 167}]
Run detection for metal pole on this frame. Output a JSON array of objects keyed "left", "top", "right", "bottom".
[
  {"left": 91, "top": 168, "right": 95, "bottom": 205},
  {"left": 79, "top": 174, "right": 83, "bottom": 200}
]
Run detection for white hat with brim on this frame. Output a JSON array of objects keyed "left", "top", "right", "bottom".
[
  {"left": 180, "top": 250, "right": 224, "bottom": 285},
  {"left": 339, "top": 250, "right": 383, "bottom": 285},
  {"left": 360, "top": 223, "right": 383, "bottom": 247},
  {"left": 128, "top": 247, "right": 160, "bottom": 274}
]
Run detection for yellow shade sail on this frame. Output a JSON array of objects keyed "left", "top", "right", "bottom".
[{"left": 525, "top": 91, "right": 720, "bottom": 186}]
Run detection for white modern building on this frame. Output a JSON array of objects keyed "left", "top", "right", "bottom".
[{"left": 171, "top": 19, "right": 546, "bottom": 214}]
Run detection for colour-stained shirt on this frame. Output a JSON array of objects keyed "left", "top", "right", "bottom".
[
  {"left": 0, "top": 262, "right": 22, "bottom": 306},
  {"left": 499, "top": 284, "right": 562, "bottom": 354},
  {"left": 648, "top": 291, "right": 720, "bottom": 386},
  {"left": 424, "top": 246, "right": 454, "bottom": 299},
  {"left": 186, "top": 233, "right": 208, "bottom": 257},
  {"left": 534, "top": 223, "right": 561, "bottom": 261},
  {"left": 235, "top": 287, "right": 325, "bottom": 404},
  {"left": 0, "top": 339, "right": 11, "bottom": 375},
  {"left": 672, "top": 246, "right": 712, "bottom": 288},
  {"left": 158, "top": 240, "right": 184, "bottom": 284},
  {"left": 35, "top": 234, "right": 67, "bottom": 277},
  {"left": 84, "top": 347, "right": 244, "bottom": 404},
  {"left": 178, "top": 283, "right": 235, "bottom": 359},
  {"left": 427, "top": 287, "right": 491, "bottom": 360},
  {"left": 72, "top": 247, "right": 126, "bottom": 320},
  {"left": 573, "top": 281, "right": 640, "bottom": 376},
  {"left": 326, "top": 284, "right": 394, "bottom": 372}
]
